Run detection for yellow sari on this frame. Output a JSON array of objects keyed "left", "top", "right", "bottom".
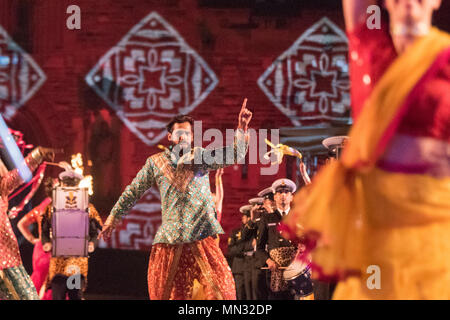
[{"left": 284, "top": 28, "right": 450, "bottom": 300}]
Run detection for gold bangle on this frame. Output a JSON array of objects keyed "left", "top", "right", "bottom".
[{"left": 30, "top": 147, "right": 43, "bottom": 162}]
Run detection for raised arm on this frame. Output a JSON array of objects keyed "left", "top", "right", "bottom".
[
  {"left": 99, "top": 157, "right": 156, "bottom": 240},
  {"left": 0, "top": 147, "right": 55, "bottom": 196},
  {"left": 17, "top": 197, "right": 52, "bottom": 244},
  {"left": 17, "top": 210, "right": 38, "bottom": 245},
  {"left": 214, "top": 168, "right": 224, "bottom": 222},
  {"left": 183, "top": 99, "right": 252, "bottom": 172},
  {"left": 342, "top": 0, "right": 378, "bottom": 32},
  {"left": 299, "top": 161, "right": 311, "bottom": 185}
]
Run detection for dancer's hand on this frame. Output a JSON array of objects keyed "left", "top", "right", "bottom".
[
  {"left": 98, "top": 224, "right": 114, "bottom": 241},
  {"left": 237, "top": 98, "right": 253, "bottom": 132},
  {"left": 38, "top": 147, "right": 63, "bottom": 162},
  {"left": 266, "top": 258, "right": 278, "bottom": 272},
  {"left": 43, "top": 242, "right": 52, "bottom": 252}
]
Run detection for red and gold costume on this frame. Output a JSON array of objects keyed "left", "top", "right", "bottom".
[
  {"left": 0, "top": 148, "right": 45, "bottom": 300},
  {"left": 20, "top": 198, "right": 52, "bottom": 298}
]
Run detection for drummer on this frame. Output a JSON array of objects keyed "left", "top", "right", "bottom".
[{"left": 256, "top": 179, "right": 299, "bottom": 300}]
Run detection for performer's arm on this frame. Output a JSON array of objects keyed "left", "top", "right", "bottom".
[
  {"left": 255, "top": 216, "right": 270, "bottom": 262},
  {"left": 17, "top": 210, "right": 38, "bottom": 245},
  {"left": 299, "top": 161, "right": 311, "bottom": 185},
  {"left": 227, "top": 231, "right": 244, "bottom": 257},
  {"left": 214, "top": 169, "right": 224, "bottom": 222},
  {"left": 342, "top": 0, "right": 378, "bottom": 32},
  {"left": 241, "top": 221, "right": 256, "bottom": 241},
  {"left": 197, "top": 99, "right": 252, "bottom": 171},
  {"left": 99, "top": 157, "right": 156, "bottom": 239},
  {"left": 0, "top": 147, "right": 54, "bottom": 196}
]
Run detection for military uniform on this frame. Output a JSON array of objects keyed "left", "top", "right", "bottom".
[
  {"left": 256, "top": 179, "right": 302, "bottom": 300},
  {"left": 242, "top": 198, "right": 269, "bottom": 300},
  {"left": 227, "top": 227, "right": 247, "bottom": 300}
]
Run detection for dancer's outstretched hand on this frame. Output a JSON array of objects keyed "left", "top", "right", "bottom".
[
  {"left": 238, "top": 98, "right": 253, "bottom": 132},
  {"left": 98, "top": 224, "right": 114, "bottom": 241}
]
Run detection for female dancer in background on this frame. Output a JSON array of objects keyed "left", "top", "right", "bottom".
[{"left": 17, "top": 178, "right": 56, "bottom": 299}]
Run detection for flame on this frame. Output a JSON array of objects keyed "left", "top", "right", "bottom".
[{"left": 70, "top": 153, "right": 93, "bottom": 195}]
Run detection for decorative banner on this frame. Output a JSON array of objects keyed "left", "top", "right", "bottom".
[
  {"left": 0, "top": 25, "right": 47, "bottom": 120},
  {"left": 99, "top": 187, "right": 162, "bottom": 251},
  {"left": 258, "top": 17, "right": 351, "bottom": 126},
  {"left": 86, "top": 11, "right": 219, "bottom": 146}
]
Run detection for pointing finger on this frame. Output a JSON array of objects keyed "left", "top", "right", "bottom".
[{"left": 241, "top": 98, "right": 248, "bottom": 112}]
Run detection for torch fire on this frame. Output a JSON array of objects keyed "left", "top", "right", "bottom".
[{"left": 71, "top": 153, "right": 93, "bottom": 195}]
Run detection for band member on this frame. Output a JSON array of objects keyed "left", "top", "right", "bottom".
[
  {"left": 243, "top": 197, "right": 269, "bottom": 300},
  {"left": 99, "top": 100, "right": 252, "bottom": 300},
  {"left": 283, "top": 0, "right": 450, "bottom": 299},
  {"left": 41, "top": 171, "right": 103, "bottom": 300},
  {"left": 257, "top": 179, "right": 298, "bottom": 300},
  {"left": 0, "top": 147, "right": 56, "bottom": 300},
  {"left": 322, "top": 136, "right": 349, "bottom": 162},
  {"left": 17, "top": 178, "right": 55, "bottom": 299},
  {"left": 258, "top": 187, "right": 275, "bottom": 214},
  {"left": 227, "top": 205, "right": 252, "bottom": 300}
]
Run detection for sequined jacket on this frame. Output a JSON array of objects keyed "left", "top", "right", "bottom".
[
  {"left": 108, "top": 129, "right": 249, "bottom": 244},
  {"left": 0, "top": 149, "right": 44, "bottom": 270}
]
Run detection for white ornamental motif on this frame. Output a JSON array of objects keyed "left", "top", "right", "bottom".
[
  {"left": 85, "top": 11, "right": 219, "bottom": 146},
  {"left": 0, "top": 26, "right": 46, "bottom": 119},
  {"left": 258, "top": 17, "right": 351, "bottom": 126}
]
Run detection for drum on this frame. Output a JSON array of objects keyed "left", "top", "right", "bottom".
[
  {"left": 283, "top": 259, "right": 314, "bottom": 297},
  {"left": 51, "top": 209, "right": 89, "bottom": 257},
  {"left": 51, "top": 187, "right": 90, "bottom": 257}
]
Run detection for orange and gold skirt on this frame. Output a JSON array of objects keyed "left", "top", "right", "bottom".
[{"left": 148, "top": 236, "right": 236, "bottom": 300}]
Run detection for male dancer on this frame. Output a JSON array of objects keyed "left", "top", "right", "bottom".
[{"left": 100, "top": 100, "right": 252, "bottom": 300}]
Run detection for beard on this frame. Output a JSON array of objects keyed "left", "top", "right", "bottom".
[{"left": 171, "top": 141, "right": 192, "bottom": 162}]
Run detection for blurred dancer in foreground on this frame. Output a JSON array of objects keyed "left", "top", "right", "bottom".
[{"left": 283, "top": 0, "right": 450, "bottom": 299}]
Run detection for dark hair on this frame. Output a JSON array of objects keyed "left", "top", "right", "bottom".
[
  {"left": 61, "top": 177, "right": 80, "bottom": 187},
  {"left": 166, "top": 115, "right": 194, "bottom": 133},
  {"left": 44, "top": 177, "right": 54, "bottom": 197}
]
